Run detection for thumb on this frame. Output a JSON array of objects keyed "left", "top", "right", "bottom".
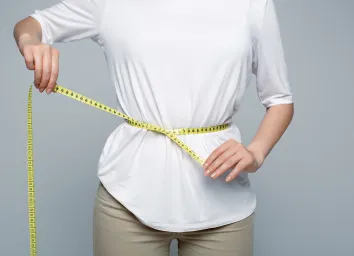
[{"left": 23, "top": 47, "right": 35, "bottom": 70}]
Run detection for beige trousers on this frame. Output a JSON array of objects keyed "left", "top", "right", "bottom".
[{"left": 93, "top": 183, "right": 254, "bottom": 256}]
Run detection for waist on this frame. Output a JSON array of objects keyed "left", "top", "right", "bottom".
[
  {"left": 98, "top": 122, "right": 242, "bottom": 173},
  {"left": 124, "top": 118, "right": 232, "bottom": 165},
  {"left": 125, "top": 119, "right": 231, "bottom": 136}
]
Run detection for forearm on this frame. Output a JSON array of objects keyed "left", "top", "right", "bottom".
[
  {"left": 13, "top": 17, "right": 42, "bottom": 55},
  {"left": 247, "top": 103, "right": 294, "bottom": 166}
]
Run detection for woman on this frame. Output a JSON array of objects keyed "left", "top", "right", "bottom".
[{"left": 14, "top": 0, "right": 294, "bottom": 255}]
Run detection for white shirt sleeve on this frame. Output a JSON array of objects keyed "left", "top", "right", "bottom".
[
  {"left": 252, "top": 0, "right": 293, "bottom": 108},
  {"left": 30, "top": 0, "right": 103, "bottom": 45}
]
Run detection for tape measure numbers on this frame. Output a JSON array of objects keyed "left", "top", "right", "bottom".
[{"left": 27, "top": 84, "right": 230, "bottom": 255}]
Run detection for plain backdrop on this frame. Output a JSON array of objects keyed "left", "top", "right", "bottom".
[{"left": 1, "top": 0, "right": 353, "bottom": 255}]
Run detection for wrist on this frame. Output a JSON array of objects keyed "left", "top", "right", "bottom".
[
  {"left": 18, "top": 34, "right": 41, "bottom": 54},
  {"left": 246, "top": 142, "right": 266, "bottom": 167}
]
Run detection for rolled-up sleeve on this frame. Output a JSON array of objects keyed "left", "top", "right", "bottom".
[
  {"left": 252, "top": 0, "right": 293, "bottom": 108},
  {"left": 30, "top": 0, "right": 102, "bottom": 45}
]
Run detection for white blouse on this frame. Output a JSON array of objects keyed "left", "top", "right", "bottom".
[{"left": 31, "top": 0, "right": 293, "bottom": 232}]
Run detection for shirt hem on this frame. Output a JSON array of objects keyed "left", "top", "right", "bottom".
[
  {"left": 99, "top": 178, "right": 257, "bottom": 233},
  {"left": 135, "top": 209, "right": 256, "bottom": 233}
]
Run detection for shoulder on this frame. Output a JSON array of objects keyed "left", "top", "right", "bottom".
[
  {"left": 249, "top": 0, "right": 270, "bottom": 9},
  {"left": 249, "top": 0, "right": 270, "bottom": 21},
  {"left": 63, "top": 0, "right": 108, "bottom": 12},
  {"left": 249, "top": 0, "right": 272, "bottom": 38}
]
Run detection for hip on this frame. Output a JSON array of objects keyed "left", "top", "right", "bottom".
[{"left": 93, "top": 182, "right": 254, "bottom": 256}]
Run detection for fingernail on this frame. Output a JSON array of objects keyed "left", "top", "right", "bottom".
[
  {"left": 226, "top": 175, "right": 232, "bottom": 182},
  {"left": 211, "top": 172, "right": 217, "bottom": 178},
  {"left": 47, "top": 89, "right": 52, "bottom": 94}
]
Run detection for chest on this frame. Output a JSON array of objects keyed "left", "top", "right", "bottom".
[{"left": 100, "top": 0, "right": 252, "bottom": 59}]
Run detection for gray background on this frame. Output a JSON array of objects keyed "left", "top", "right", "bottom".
[{"left": 1, "top": 0, "right": 353, "bottom": 255}]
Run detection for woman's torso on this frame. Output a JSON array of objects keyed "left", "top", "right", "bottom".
[{"left": 96, "top": 0, "right": 257, "bottom": 232}]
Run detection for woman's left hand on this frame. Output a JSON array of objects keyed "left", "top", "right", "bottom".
[{"left": 203, "top": 139, "right": 263, "bottom": 182}]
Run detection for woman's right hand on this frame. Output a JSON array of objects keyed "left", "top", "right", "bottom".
[{"left": 22, "top": 42, "right": 59, "bottom": 94}]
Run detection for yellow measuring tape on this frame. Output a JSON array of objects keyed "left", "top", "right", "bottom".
[{"left": 27, "top": 83, "right": 229, "bottom": 255}]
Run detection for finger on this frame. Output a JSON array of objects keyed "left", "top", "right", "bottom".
[
  {"left": 23, "top": 47, "right": 35, "bottom": 71},
  {"left": 33, "top": 50, "right": 43, "bottom": 89},
  {"left": 210, "top": 152, "right": 243, "bottom": 179},
  {"left": 204, "top": 139, "right": 236, "bottom": 169},
  {"left": 205, "top": 146, "right": 238, "bottom": 176},
  {"left": 46, "top": 49, "right": 59, "bottom": 94},
  {"left": 226, "top": 160, "right": 249, "bottom": 182},
  {"left": 39, "top": 47, "right": 52, "bottom": 93}
]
